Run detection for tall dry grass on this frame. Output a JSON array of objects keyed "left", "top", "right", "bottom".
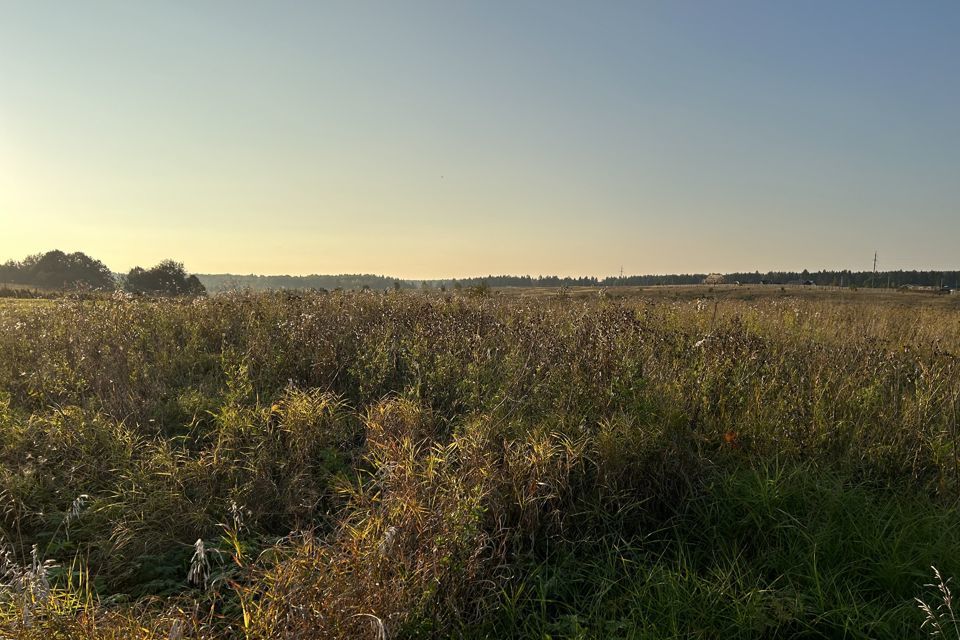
[{"left": 0, "top": 290, "right": 959, "bottom": 637}]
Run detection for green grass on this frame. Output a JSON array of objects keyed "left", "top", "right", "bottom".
[
  {"left": 0, "top": 291, "right": 958, "bottom": 638},
  {"left": 470, "top": 464, "right": 960, "bottom": 638}
]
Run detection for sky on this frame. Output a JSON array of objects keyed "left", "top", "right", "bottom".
[{"left": 1, "top": 1, "right": 958, "bottom": 279}]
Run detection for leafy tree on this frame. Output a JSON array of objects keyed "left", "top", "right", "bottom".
[
  {"left": 1, "top": 250, "right": 114, "bottom": 289},
  {"left": 125, "top": 260, "right": 206, "bottom": 296},
  {"left": 0, "top": 260, "right": 19, "bottom": 283}
]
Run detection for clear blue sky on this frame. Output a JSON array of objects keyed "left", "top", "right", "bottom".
[{"left": 1, "top": 1, "right": 957, "bottom": 277}]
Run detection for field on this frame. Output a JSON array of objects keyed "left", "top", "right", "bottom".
[{"left": 1, "top": 288, "right": 960, "bottom": 638}]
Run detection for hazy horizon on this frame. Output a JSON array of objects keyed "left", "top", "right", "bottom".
[
  {"left": 3, "top": 1, "right": 958, "bottom": 279},
  {"left": 5, "top": 247, "right": 958, "bottom": 282}
]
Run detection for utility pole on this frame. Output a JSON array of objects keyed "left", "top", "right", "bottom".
[{"left": 871, "top": 251, "right": 877, "bottom": 289}]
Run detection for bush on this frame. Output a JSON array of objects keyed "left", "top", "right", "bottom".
[{"left": 124, "top": 260, "right": 205, "bottom": 296}]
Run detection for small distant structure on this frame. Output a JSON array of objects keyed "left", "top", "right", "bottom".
[
  {"left": 899, "top": 284, "right": 952, "bottom": 294},
  {"left": 703, "top": 273, "right": 725, "bottom": 285}
]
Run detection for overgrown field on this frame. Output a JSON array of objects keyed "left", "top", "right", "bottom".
[{"left": 1, "top": 291, "right": 960, "bottom": 638}]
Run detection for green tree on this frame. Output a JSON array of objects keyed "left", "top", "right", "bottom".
[
  {"left": 125, "top": 260, "right": 206, "bottom": 296},
  {"left": 13, "top": 250, "right": 115, "bottom": 289}
]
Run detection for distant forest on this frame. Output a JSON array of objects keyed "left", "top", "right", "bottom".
[
  {"left": 197, "top": 273, "right": 412, "bottom": 293},
  {"left": 199, "top": 270, "right": 960, "bottom": 292},
  {"left": 2, "top": 250, "right": 957, "bottom": 295}
]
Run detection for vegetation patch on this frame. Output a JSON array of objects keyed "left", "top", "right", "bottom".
[{"left": 1, "top": 291, "right": 959, "bottom": 637}]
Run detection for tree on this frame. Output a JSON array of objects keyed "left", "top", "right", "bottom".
[
  {"left": 125, "top": 260, "right": 206, "bottom": 296},
  {"left": 6, "top": 250, "right": 115, "bottom": 290},
  {"left": 0, "top": 260, "right": 20, "bottom": 283}
]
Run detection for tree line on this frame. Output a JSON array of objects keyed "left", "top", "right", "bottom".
[
  {"left": 0, "top": 250, "right": 206, "bottom": 296},
  {"left": 176, "top": 270, "right": 960, "bottom": 292},
  {"left": 437, "top": 270, "right": 958, "bottom": 289},
  {"left": 706, "top": 270, "right": 957, "bottom": 288},
  {"left": 3, "top": 250, "right": 956, "bottom": 295},
  {"left": 197, "top": 273, "right": 410, "bottom": 293}
]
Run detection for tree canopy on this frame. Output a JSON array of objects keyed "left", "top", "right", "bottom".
[
  {"left": 0, "top": 250, "right": 114, "bottom": 290},
  {"left": 124, "top": 260, "right": 206, "bottom": 296}
]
